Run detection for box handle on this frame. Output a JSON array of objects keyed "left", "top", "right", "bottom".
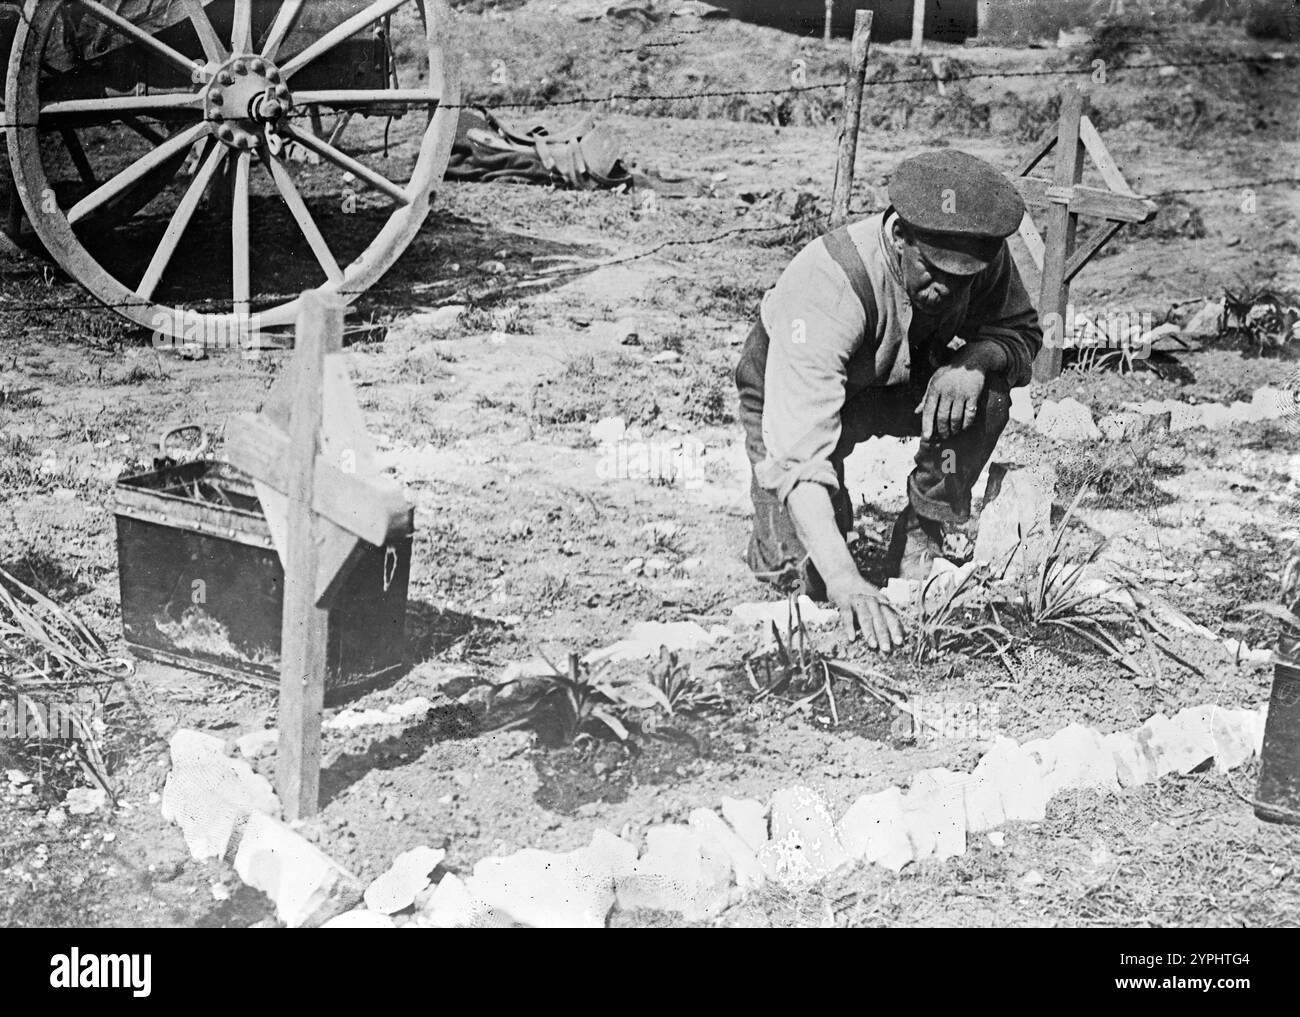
[{"left": 159, "top": 425, "right": 208, "bottom": 462}]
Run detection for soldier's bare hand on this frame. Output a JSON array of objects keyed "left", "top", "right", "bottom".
[
  {"left": 824, "top": 572, "right": 906, "bottom": 653},
  {"left": 916, "top": 362, "right": 986, "bottom": 441}
]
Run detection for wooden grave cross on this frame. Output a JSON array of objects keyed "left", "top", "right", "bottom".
[
  {"left": 224, "top": 291, "right": 411, "bottom": 820},
  {"left": 1007, "top": 86, "right": 1159, "bottom": 382}
]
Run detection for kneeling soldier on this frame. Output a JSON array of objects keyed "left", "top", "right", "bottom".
[{"left": 735, "top": 150, "right": 1042, "bottom": 652}]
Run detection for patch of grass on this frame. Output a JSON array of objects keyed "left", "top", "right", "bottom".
[
  {"left": 707, "top": 281, "right": 765, "bottom": 322},
  {"left": 1056, "top": 444, "right": 1177, "bottom": 511},
  {"left": 680, "top": 362, "right": 736, "bottom": 427}
]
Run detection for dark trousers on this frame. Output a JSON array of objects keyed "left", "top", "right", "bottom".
[{"left": 735, "top": 318, "right": 1011, "bottom": 595}]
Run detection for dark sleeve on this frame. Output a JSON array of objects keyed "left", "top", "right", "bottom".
[{"left": 960, "top": 244, "right": 1042, "bottom": 388}]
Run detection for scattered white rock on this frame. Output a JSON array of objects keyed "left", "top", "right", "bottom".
[
  {"left": 762, "top": 786, "right": 849, "bottom": 884},
  {"left": 234, "top": 811, "right": 362, "bottom": 928},
  {"left": 974, "top": 463, "right": 1054, "bottom": 580},
  {"left": 689, "top": 808, "right": 764, "bottom": 890},
  {"left": 417, "top": 872, "right": 511, "bottom": 928},
  {"left": 1035, "top": 397, "right": 1101, "bottom": 442},
  {"left": 1164, "top": 705, "right": 1218, "bottom": 774},
  {"left": 585, "top": 620, "right": 730, "bottom": 663},
  {"left": 5, "top": 769, "right": 28, "bottom": 786},
  {"left": 730, "top": 596, "right": 838, "bottom": 630},
  {"left": 364, "top": 846, "right": 447, "bottom": 914},
  {"left": 235, "top": 729, "right": 279, "bottom": 760},
  {"left": 160, "top": 728, "right": 279, "bottom": 860},
  {"left": 651, "top": 350, "right": 681, "bottom": 365},
  {"left": 1181, "top": 299, "right": 1223, "bottom": 339},
  {"left": 1210, "top": 707, "right": 1257, "bottom": 772},
  {"left": 497, "top": 658, "right": 559, "bottom": 685},
  {"left": 1103, "top": 731, "right": 1155, "bottom": 788},
  {"left": 838, "top": 787, "right": 912, "bottom": 871},
  {"left": 469, "top": 847, "right": 617, "bottom": 928},
  {"left": 720, "top": 796, "right": 768, "bottom": 853},
  {"left": 615, "top": 824, "right": 731, "bottom": 921},
  {"left": 905, "top": 770, "right": 968, "bottom": 861},
  {"left": 320, "top": 909, "right": 397, "bottom": 929},
  {"left": 323, "top": 708, "right": 393, "bottom": 731},
  {"left": 65, "top": 787, "right": 108, "bottom": 816},
  {"left": 1009, "top": 387, "right": 1035, "bottom": 425},
  {"left": 972, "top": 738, "right": 1048, "bottom": 823},
  {"left": 986, "top": 831, "right": 1006, "bottom": 848},
  {"left": 1029, "top": 724, "right": 1119, "bottom": 797}
]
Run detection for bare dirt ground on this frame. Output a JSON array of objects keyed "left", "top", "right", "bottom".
[{"left": 2, "top": 5, "right": 1299, "bottom": 927}]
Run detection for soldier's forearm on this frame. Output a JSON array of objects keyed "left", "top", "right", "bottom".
[
  {"left": 955, "top": 339, "right": 1011, "bottom": 375},
  {"left": 787, "top": 483, "right": 860, "bottom": 589}
]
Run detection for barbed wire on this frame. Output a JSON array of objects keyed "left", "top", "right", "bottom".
[
  {"left": 0, "top": 171, "right": 1296, "bottom": 317},
  {"left": 0, "top": 52, "right": 1291, "bottom": 128},
  {"left": 0, "top": 13, "right": 1293, "bottom": 319}
]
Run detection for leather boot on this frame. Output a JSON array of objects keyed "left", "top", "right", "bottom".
[{"left": 888, "top": 505, "right": 946, "bottom": 581}]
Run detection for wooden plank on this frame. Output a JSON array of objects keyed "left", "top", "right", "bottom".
[
  {"left": 1064, "top": 219, "right": 1125, "bottom": 283},
  {"left": 1079, "top": 115, "right": 1136, "bottom": 195},
  {"left": 1008, "top": 212, "right": 1044, "bottom": 297},
  {"left": 1013, "top": 176, "right": 1156, "bottom": 223},
  {"left": 256, "top": 347, "right": 386, "bottom": 603},
  {"left": 1017, "top": 212, "right": 1046, "bottom": 271},
  {"left": 824, "top": 0, "right": 833, "bottom": 45},
  {"left": 1032, "top": 87, "right": 1087, "bottom": 383},
  {"left": 1015, "top": 126, "right": 1057, "bottom": 177},
  {"left": 830, "top": 11, "right": 873, "bottom": 230},
  {"left": 276, "top": 291, "right": 336, "bottom": 821},
  {"left": 911, "top": 0, "right": 926, "bottom": 51},
  {"left": 224, "top": 415, "right": 409, "bottom": 547}
]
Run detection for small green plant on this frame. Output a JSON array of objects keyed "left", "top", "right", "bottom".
[
  {"left": 746, "top": 593, "right": 911, "bottom": 727},
  {"left": 1023, "top": 487, "right": 1156, "bottom": 680},
  {"left": 648, "top": 647, "right": 725, "bottom": 715},
  {"left": 489, "top": 651, "right": 672, "bottom": 745},
  {"left": 913, "top": 564, "right": 1012, "bottom": 664}
]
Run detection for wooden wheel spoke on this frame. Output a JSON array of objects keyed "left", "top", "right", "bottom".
[
  {"left": 67, "top": 121, "right": 209, "bottom": 227},
  {"left": 70, "top": 0, "right": 200, "bottom": 77},
  {"left": 232, "top": 151, "right": 251, "bottom": 317},
  {"left": 60, "top": 129, "right": 97, "bottom": 187},
  {"left": 282, "top": 126, "right": 409, "bottom": 206},
  {"left": 280, "top": 0, "right": 408, "bottom": 79},
  {"left": 261, "top": 0, "right": 305, "bottom": 61},
  {"left": 182, "top": 0, "right": 227, "bottom": 64},
  {"left": 267, "top": 156, "right": 344, "bottom": 284},
  {"left": 292, "top": 89, "right": 441, "bottom": 108},
  {"left": 41, "top": 93, "right": 202, "bottom": 118},
  {"left": 137, "top": 142, "right": 227, "bottom": 300},
  {"left": 230, "top": 0, "right": 253, "bottom": 54}
]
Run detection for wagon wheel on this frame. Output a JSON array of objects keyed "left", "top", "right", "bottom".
[{"left": 7, "top": 0, "right": 461, "bottom": 345}]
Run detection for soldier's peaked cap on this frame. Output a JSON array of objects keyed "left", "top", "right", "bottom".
[{"left": 888, "top": 150, "right": 1026, "bottom": 274}]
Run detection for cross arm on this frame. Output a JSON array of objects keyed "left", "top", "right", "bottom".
[
  {"left": 224, "top": 414, "right": 411, "bottom": 547},
  {"left": 1013, "top": 176, "right": 1157, "bottom": 224}
]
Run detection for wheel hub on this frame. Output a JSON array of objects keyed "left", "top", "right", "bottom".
[{"left": 205, "top": 57, "right": 293, "bottom": 150}]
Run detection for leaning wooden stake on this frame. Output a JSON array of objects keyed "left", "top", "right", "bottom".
[
  {"left": 830, "top": 10, "right": 873, "bottom": 230},
  {"left": 276, "top": 291, "right": 344, "bottom": 820}
]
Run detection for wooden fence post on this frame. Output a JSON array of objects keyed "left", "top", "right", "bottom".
[
  {"left": 911, "top": 0, "right": 926, "bottom": 52},
  {"left": 830, "top": 10, "right": 873, "bottom": 230},
  {"left": 824, "top": 0, "right": 834, "bottom": 45}
]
